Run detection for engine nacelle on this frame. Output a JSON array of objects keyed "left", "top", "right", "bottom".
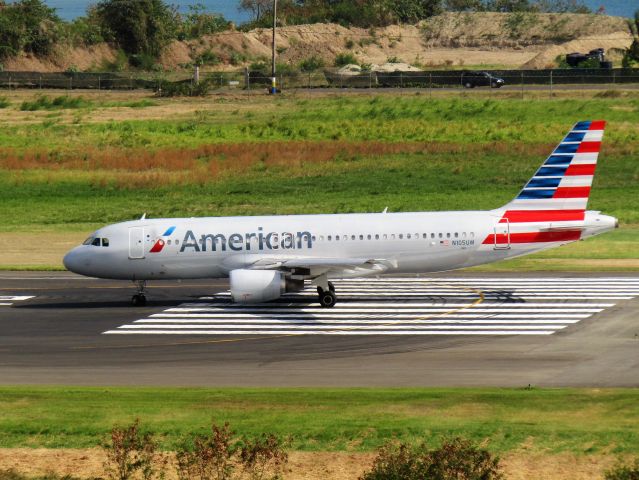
[{"left": 229, "top": 269, "right": 286, "bottom": 303}]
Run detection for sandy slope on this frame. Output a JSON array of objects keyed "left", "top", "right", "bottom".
[{"left": 3, "top": 13, "right": 633, "bottom": 72}]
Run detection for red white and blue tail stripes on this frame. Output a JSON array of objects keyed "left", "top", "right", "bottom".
[{"left": 485, "top": 121, "right": 605, "bottom": 247}]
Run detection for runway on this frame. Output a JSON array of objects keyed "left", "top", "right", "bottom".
[{"left": 1, "top": 272, "right": 638, "bottom": 387}]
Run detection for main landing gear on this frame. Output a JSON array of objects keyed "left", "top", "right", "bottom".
[
  {"left": 317, "top": 281, "right": 337, "bottom": 308},
  {"left": 131, "top": 280, "right": 147, "bottom": 306}
]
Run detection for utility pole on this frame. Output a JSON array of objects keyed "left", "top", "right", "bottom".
[{"left": 271, "top": 0, "right": 277, "bottom": 94}]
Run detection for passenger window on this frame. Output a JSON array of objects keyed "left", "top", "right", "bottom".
[
  {"left": 359, "top": 235, "right": 363, "bottom": 240},
  {"left": 336, "top": 235, "right": 340, "bottom": 240},
  {"left": 391, "top": 234, "right": 395, "bottom": 239},
  {"left": 319, "top": 235, "right": 324, "bottom": 241},
  {"left": 102, "top": 238, "right": 109, "bottom": 247},
  {"left": 92, "top": 238, "right": 101, "bottom": 247},
  {"left": 438, "top": 233, "right": 443, "bottom": 238},
  {"left": 462, "top": 232, "right": 466, "bottom": 238},
  {"left": 175, "top": 239, "right": 180, "bottom": 245},
  {"left": 407, "top": 234, "right": 411, "bottom": 239},
  {"left": 399, "top": 234, "right": 403, "bottom": 239},
  {"left": 167, "top": 239, "right": 172, "bottom": 245},
  {"left": 423, "top": 233, "right": 427, "bottom": 239},
  {"left": 447, "top": 233, "right": 451, "bottom": 238},
  {"left": 312, "top": 236, "right": 316, "bottom": 241},
  {"left": 375, "top": 234, "right": 379, "bottom": 240},
  {"left": 431, "top": 233, "right": 435, "bottom": 239},
  {"left": 351, "top": 235, "right": 355, "bottom": 240},
  {"left": 383, "top": 234, "right": 388, "bottom": 240},
  {"left": 470, "top": 232, "right": 475, "bottom": 237},
  {"left": 328, "top": 235, "right": 332, "bottom": 241},
  {"left": 367, "top": 234, "right": 371, "bottom": 240}
]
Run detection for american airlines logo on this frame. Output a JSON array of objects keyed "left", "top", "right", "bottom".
[
  {"left": 179, "top": 228, "right": 313, "bottom": 253},
  {"left": 149, "top": 226, "right": 176, "bottom": 253}
]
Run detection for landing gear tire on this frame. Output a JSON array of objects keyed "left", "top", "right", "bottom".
[
  {"left": 131, "top": 294, "right": 147, "bottom": 307},
  {"left": 318, "top": 289, "right": 337, "bottom": 308}
]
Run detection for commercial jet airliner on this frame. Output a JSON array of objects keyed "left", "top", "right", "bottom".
[{"left": 64, "top": 121, "right": 617, "bottom": 307}]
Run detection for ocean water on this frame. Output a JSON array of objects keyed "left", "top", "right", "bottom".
[{"left": 6, "top": 0, "right": 638, "bottom": 21}]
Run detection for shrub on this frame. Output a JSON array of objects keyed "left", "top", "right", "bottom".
[
  {"left": 20, "top": 95, "right": 90, "bottom": 111},
  {"left": 196, "top": 49, "right": 221, "bottom": 66},
  {"left": 103, "top": 419, "right": 163, "bottom": 480},
  {"left": 345, "top": 38, "right": 354, "bottom": 49},
  {"left": 361, "top": 437, "right": 503, "bottom": 480},
  {"left": 179, "top": 4, "right": 230, "bottom": 39},
  {"left": 299, "top": 56, "right": 324, "bottom": 72},
  {"left": 334, "top": 52, "right": 358, "bottom": 67},
  {"left": 176, "top": 422, "right": 237, "bottom": 480},
  {"left": 605, "top": 459, "right": 639, "bottom": 480},
  {"left": 0, "top": 97, "right": 10, "bottom": 109},
  {"left": 239, "top": 433, "right": 288, "bottom": 480},
  {"left": 156, "top": 80, "right": 210, "bottom": 97}
]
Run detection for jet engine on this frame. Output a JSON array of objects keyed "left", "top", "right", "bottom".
[{"left": 229, "top": 269, "right": 304, "bottom": 303}]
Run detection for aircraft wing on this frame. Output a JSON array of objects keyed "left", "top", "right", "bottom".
[{"left": 247, "top": 256, "right": 395, "bottom": 276}]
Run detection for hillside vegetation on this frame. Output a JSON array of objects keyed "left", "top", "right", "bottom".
[{"left": 0, "top": 0, "right": 634, "bottom": 72}]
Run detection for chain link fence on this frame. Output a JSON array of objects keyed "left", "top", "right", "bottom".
[{"left": 0, "top": 68, "right": 638, "bottom": 92}]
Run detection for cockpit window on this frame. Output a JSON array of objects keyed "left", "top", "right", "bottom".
[
  {"left": 83, "top": 236, "right": 94, "bottom": 246},
  {"left": 102, "top": 238, "right": 109, "bottom": 247},
  {"left": 91, "top": 238, "right": 101, "bottom": 247}
]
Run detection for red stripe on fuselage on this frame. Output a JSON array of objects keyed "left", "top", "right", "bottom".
[
  {"left": 553, "top": 186, "right": 591, "bottom": 198},
  {"left": 577, "top": 141, "right": 600, "bottom": 153},
  {"left": 589, "top": 120, "right": 606, "bottom": 130},
  {"left": 500, "top": 210, "right": 585, "bottom": 223},
  {"left": 564, "top": 163, "right": 596, "bottom": 176},
  {"left": 482, "top": 230, "right": 582, "bottom": 245}
]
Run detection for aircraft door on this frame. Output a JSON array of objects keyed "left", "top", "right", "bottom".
[
  {"left": 129, "top": 227, "right": 145, "bottom": 259},
  {"left": 493, "top": 217, "right": 511, "bottom": 250}
]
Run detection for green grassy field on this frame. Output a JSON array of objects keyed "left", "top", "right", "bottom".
[
  {"left": 0, "top": 387, "right": 637, "bottom": 454},
  {"left": 0, "top": 91, "right": 637, "bottom": 268}
]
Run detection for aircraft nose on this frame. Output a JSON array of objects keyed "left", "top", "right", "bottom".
[{"left": 63, "top": 247, "right": 88, "bottom": 274}]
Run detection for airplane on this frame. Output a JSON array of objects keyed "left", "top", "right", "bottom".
[{"left": 63, "top": 121, "right": 617, "bottom": 307}]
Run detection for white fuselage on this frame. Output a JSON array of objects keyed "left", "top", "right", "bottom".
[{"left": 62, "top": 209, "right": 617, "bottom": 281}]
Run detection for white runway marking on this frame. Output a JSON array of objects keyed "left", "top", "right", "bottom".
[
  {"left": 0, "top": 296, "right": 35, "bottom": 307},
  {"left": 105, "top": 277, "right": 639, "bottom": 336}
]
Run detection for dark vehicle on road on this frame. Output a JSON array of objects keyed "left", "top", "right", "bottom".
[{"left": 461, "top": 71, "right": 505, "bottom": 88}]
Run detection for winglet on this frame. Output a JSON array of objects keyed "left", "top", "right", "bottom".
[{"left": 140, "top": 213, "right": 146, "bottom": 220}]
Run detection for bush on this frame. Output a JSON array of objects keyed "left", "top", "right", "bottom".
[
  {"left": 605, "top": 459, "right": 639, "bottom": 480},
  {"left": 334, "top": 52, "right": 358, "bottom": 67},
  {"left": 20, "top": 95, "right": 90, "bottom": 111},
  {"left": 157, "top": 79, "right": 210, "bottom": 97},
  {"left": 176, "top": 422, "right": 237, "bottom": 480},
  {"left": 239, "top": 433, "right": 288, "bottom": 480},
  {"left": 361, "top": 437, "right": 504, "bottom": 480},
  {"left": 103, "top": 419, "right": 164, "bottom": 480},
  {"left": 299, "top": 56, "right": 324, "bottom": 72},
  {"left": 196, "top": 49, "right": 221, "bottom": 66},
  {"left": 0, "top": 97, "right": 10, "bottom": 109}
]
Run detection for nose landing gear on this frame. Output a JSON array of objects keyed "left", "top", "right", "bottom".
[{"left": 131, "top": 280, "right": 147, "bottom": 306}]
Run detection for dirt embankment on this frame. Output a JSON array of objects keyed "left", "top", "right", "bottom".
[{"left": 3, "top": 12, "right": 633, "bottom": 72}]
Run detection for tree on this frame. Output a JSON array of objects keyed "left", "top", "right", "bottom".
[
  {"left": 95, "top": 0, "right": 178, "bottom": 56},
  {"left": 0, "top": 0, "right": 60, "bottom": 59},
  {"left": 622, "top": 10, "right": 639, "bottom": 68},
  {"left": 239, "top": 0, "right": 273, "bottom": 22}
]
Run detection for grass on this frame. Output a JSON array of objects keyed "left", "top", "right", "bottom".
[
  {"left": 19, "top": 96, "right": 91, "bottom": 111},
  {"left": 0, "top": 92, "right": 636, "bottom": 268},
  {"left": 0, "top": 387, "right": 637, "bottom": 454}
]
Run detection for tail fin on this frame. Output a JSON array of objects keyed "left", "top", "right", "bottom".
[{"left": 501, "top": 120, "right": 605, "bottom": 216}]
